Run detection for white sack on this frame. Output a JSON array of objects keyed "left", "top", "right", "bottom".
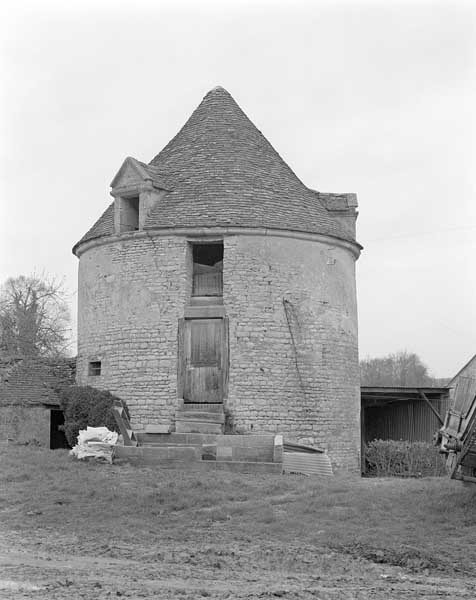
[
  {"left": 70, "top": 426, "right": 119, "bottom": 464},
  {"left": 77, "top": 426, "right": 118, "bottom": 445}
]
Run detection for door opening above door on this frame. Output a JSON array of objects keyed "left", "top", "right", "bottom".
[{"left": 191, "top": 243, "right": 223, "bottom": 298}]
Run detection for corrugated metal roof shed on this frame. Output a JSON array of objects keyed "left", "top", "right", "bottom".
[{"left": 361, "top": 386, "right": 450, "bottom": 443}]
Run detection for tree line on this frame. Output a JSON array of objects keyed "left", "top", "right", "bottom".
[{"left": 360, "top": 351, "right": 449, "bottom": 387}]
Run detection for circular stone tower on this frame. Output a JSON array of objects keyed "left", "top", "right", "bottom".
[{"left": 73, "top": 87, "right": 362, "bottom": 471}]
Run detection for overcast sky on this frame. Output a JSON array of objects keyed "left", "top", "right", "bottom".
[{"left": 1, "top": 0, "right": 475, "bottom": 377}]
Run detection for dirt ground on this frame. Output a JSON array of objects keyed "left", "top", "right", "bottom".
[
  {"left": 1, "top": 527, "right": 475, "bottom": 599},
  {"left": 1, "top": 448, "right": 476, "bottom": 599}
]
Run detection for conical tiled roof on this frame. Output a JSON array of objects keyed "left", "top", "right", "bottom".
[{"left": 74, "top": 87, "right": 357, "bottom": 251}]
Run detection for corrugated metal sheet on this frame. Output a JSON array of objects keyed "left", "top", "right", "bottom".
[
  {"left": 365, "top": 397, "right": 450, "bottom": 443},
  {"left": 283, "top": 441, "right": 325, "bottom": 454},
  {"left": 283, "top": 452, "right": 333, "bottom": 477}
]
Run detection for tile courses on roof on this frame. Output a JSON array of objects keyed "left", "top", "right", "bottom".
[
  {"left": 0, "top": 357, "right": 75, "bottom": 407},
  {"left": 74, "top": 86, "right": 359, "bottom": 251}
]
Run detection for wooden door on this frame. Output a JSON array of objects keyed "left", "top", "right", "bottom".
[{"left": 184, "top": 319, "right": 224, "bottom": 403}]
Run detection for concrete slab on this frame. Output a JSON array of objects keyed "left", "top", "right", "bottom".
[
  {"left": 216, "top": 446, "right": 233, "bottom": 461},
  {"left": 136, "top": 432, "right": 220, "bottom": 445},
  {"left": 136, "top": 433, "right": 280, "bottom": 463},
  {"left": 114, "top": 448, "right": 283, "bottom": 474},
  {"left": 115, "top": 445, "right": 201, "bottom": 463},
  {"left": 176, "top": 421, "right": 223, "bottom": 434},
  {"left": 232, "top": 446, "right": 274, "bottom": 462},
  {"left": 145, "top": 424, "right": 171, "bottom": 434},
  {"left": 215, "top": 434, "right": 275, "bottom": 447}
]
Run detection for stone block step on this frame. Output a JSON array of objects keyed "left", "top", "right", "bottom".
[
  {"left": 136, "top": 432, "right": 277, "bottom": 447},
  {"left": 175, "top": 420, "right": 223, "bottom": 435},
  {"left": 115, "top": 445, "right": 201, "bottom": 463},
  {"left": 215, "top": 445, "right": 274, "bottom": 462},
  {"left": 142, "top": 442, "right": 203, "bottom": 449},
  {"left": 215, "top": 434, "right": 275, "bottom": 447},
  {"left": 114, "top": 446, "right": 282, "bottom": 474},
  {"left": 175, "top": 411, "right": 225, "bottom": 424},
  {"left": 181, "top": 403, "right": 224, "bottom": 413},
  {"left": 136, "top": 432, "right": 220, "bottom": 445}
]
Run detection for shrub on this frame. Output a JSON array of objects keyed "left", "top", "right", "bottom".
[
  {"left": 365, "top": 439, "right": 447, "bottom": 478},
  {"left": 59, "top": 386, "right": 130, "bottom": 447}
]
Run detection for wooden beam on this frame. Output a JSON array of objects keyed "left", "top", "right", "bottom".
[
  {"left": 361, "top": 386, "right": 449, "bottom": 395},
  {"left": 361, "top": 405, "right": 366, "bottom": 475},
  {"left": 419, "top": 391, "right": 444, "bottom": 425}
]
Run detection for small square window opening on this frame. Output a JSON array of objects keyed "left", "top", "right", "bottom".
[{"left": 88, "top": 361, "right": 102, "bottom": 376}]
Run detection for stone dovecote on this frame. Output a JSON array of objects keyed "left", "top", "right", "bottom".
[{"left": 73, "top": 86, "right": 362, "bottom": 471}]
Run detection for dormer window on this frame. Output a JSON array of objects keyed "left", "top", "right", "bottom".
[
  {"left": 120, "top": 196, "right": 140, "bottom": 232},
  {"left": 110, "top": 157, "right": 166, "bottom": 235}
]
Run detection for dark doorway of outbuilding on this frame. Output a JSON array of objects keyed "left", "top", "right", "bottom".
[{"left": 50, "top": 409, "right": 69, "bottom": 449}]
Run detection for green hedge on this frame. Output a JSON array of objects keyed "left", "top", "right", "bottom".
[
  {"left": 60, "top": 386, "right": 130, "bottom": 447},
  {"left": 365, "top": 439, "right": 447, "bottom": 478}
]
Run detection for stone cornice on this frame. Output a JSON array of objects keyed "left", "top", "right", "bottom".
[{"left": 73, "top": 227, "right": 363, "bottom": 260}]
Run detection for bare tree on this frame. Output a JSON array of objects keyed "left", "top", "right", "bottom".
[
  {"left": 0, "top": 274, "right": 72, "bottom": 358},
  {"left": 360, "top": 350, "right": 434, "bottom": 387}
]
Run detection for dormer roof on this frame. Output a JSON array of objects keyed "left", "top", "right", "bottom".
[
  {"left": 74, "top": 87, "right": 360, "bottom": 253},
  {"left": 110, "top": 157, "right": 168, "bottom": 192}
]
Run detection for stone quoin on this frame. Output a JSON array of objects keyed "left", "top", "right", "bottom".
[{"left": 73, "top": 86, "right": 362, "bottom": 471}]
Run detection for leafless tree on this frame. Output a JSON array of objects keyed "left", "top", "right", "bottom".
[
  {"left": 360, "top": 350, "right": 434, "bottom": 387},
  {"left": 0, "top": 274, "right": 72, "bottom": 358}
]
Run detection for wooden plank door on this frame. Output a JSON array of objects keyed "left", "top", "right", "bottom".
[{"left": 184, "top": 319, "right": 224, "bottom": 403}]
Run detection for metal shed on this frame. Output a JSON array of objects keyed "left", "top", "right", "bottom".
[{"left": 361, "top": 386, "right": 450, "bottom": 472}]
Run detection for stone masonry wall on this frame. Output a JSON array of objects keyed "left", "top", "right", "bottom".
[
  {"left": 223, "top": 235, "right": 360, "bottom": 471},
  {"left": 77, "top": 236, "right": 189, "bottom": 431},
  {"left": 77, "top": 232, "right": 360, "bottom": 470},
  {"left": 0, "top": 405, "right": 50, "bottom": 447}
]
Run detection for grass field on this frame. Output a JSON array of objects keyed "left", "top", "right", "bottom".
[{"left": 1, "top": 446, "right": 476, "bottom": 599}]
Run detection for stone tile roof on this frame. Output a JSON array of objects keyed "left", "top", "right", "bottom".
[
  {"left": 0, "top": 357, "right": 76, "bottom": 407},
  {"left": 77, "top": 203, "right": 114, "bottom": 249},
  {"left": 74, "top": 87, "right": 357, "bottom": 251}
]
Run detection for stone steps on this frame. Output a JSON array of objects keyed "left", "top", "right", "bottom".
[
  {"left": 181, "top": 403, "right": 224, "bottom": 413},
  {"left": 175, "top": 404, "right": 225, "bottom": 434},
  {"left": 175, "top": 420, "right": 223, "bottom": 434},
  {"left": 176, "top": 411, "right": 225, "bottom": 423},
  {"left": 137, "top": 432, "right": 219, "bottom": 445}
]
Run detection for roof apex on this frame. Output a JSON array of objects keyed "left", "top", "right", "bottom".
[
  {"left": 74, "top": 88, "right": 361, "bottom": 252},
  {"left": 145, "top": 86, "right": 354, "bottom": 242}
]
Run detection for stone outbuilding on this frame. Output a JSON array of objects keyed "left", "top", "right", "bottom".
[
  {"left": 0, "top": 356, "right": 74, "bottom": 448},
  {"left": 73, "top": 87, "right": 362, "bottom": 470}
]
